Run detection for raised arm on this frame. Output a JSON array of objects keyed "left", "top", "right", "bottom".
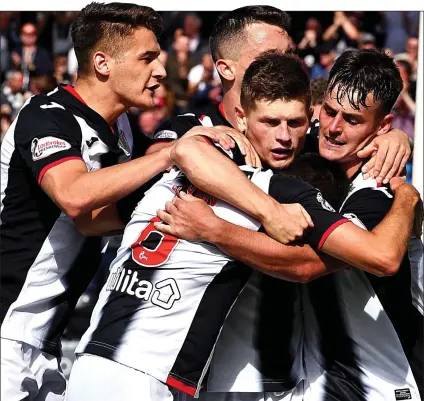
[{"left": 171, "top": 132, "right": 313, "bottom": 243}]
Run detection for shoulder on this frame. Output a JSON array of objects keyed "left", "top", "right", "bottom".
[
  {"left": 269, "top": 174, "right": 315, "bottom": 203},
  {"left": 153, "top": 113, "right": 202, "bottom": 140}
]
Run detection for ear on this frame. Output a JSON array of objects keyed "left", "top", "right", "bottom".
[
  {"left": 235, "top": 105, "right": 247, "bottom": 133},
  {"left": 376, "top": 113, "right": 394, "bottom": 136},
  {"left": 93, "top": 51, "right": 111, "bottom": 77},
  {"left": 215, "top": 59, "right": 236, "bottom": 82}
]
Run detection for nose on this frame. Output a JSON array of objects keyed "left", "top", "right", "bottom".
[
  {"left": 276, "top": 123, "right": 291, "bottom": 144},
  {"left": 153, "top": 58, "right": 167, "bottom": 81},
  {"left": 328, "top": 112, "right": 343, "bottom": 134}
]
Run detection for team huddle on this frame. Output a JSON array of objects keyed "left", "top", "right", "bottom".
[{"left": 0, "top": 3, "right": 423, "bottom": 401}]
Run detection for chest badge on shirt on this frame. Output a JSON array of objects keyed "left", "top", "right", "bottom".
[
  {"left": 316, "top": 192, "right": 335, "bottom": 212},
  {"left": 31, "top": 136, "right": 71, "bottom": 161}
]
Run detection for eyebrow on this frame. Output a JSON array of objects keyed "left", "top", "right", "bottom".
[
  {"left": 323, "top": 102, "right": 364, "bottom": 120},
  {"left": 138, "top": 50, "right": 160, "bottom": 58}
]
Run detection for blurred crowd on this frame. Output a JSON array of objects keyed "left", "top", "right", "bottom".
[{"left": 0, "top": 11, "right": 420, "bottom": 145}]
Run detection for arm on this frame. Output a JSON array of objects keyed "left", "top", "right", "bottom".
[
  {"left": 171, "top": 134, "right": 313, "bottom": 243},
  {"left": 339, "top": 13, "right": 360, "bottom": 41},
  {"left": 156, "top": 191, "right": 343, "bottom": 283},
  {"left": 322, "top": 181, "right": 420, "bottom": 275},
  {"left": 41, "top": 148, "right": 171, "bottom": 218},
  {"left": 74, "top": 204, "right": 124, "bottom": 236}
]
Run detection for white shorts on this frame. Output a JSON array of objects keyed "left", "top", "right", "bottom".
[
  {"left": 1, "top": 337, "right": 66, "bottom": 401},
  {"left": 66, "top": 354, "right": 174, "bottom": 401}
]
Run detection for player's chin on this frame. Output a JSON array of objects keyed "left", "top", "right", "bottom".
[
  {"left": 135, "top": 92, "right": 156, "bottom": 109},
  {"left": 269, "top": 157, "right": 293, "bottom": 170}
]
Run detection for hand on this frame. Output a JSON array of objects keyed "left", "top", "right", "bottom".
[
  {"left": 390, "top": 178, "right": 423, "bottom": 238},
  {"left": 305, "top": 29, "right": 317, "bottom": 43},
  {"left": 213, "top": 126, "right": 262, "bottom": 168},
  {"left": 262, "top": 202, "right": 314, "bottom": 244},
  {"left": 180, "top": 125, "right": 236, "bottom": 152},
  {"left": 11, "top": 51, "right": 21, "bottom": 67},
  {"left": 154, "top": 191, "right": 218, "bottom": 241},
  {"left": 357, "top": 129, "right": 412, "bottom": 184}
]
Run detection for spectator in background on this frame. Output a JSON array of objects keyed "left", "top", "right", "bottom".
[
  {"left": 29, "top": 74, "right": 56, "bottom": 95},
  {"left": 0, "top": 102, "right": 13, "bottom": 142},
  {"left": 382, "top": 12, "right": 416, "bottom": 55},
  {"left": 0, "top": 12, "right": 11, "bottom": 78},
  {"left": 396, "top": 36, "right": 419, "bottom": 81},
  {"left": 183, "top": 13, "right": 208, "bottom": 63},
  {"left": 154, "top": 82, "right": 175, "bottom": 121},
  {"left": 10, "top": 22, "right": 52, "bottom": 90},
  {"left": 323, "top": 11, "right": 360, "bottom": 55},
  {"left": 392, "top": 60, "right": 415, "bottom": 138},
  {"left": 52, "top": 12, "right": 74, "bottom": 56},
  {"left": 138, "top": 109, "right": 160, "bottom": 137},
  {"left": 358, "top": 32, "right": 376, "bottom": 49},
  {"left": 165, "top": 33, "right": 197, "bottom": 114},
  {"left": 187, "top": 51, "right": 221, "bottom": 108},
  {"left": 297, "top": 17, "right": 322, "bottom": 68},
  {"left": 53, "top": 54, "right": 72, "bottom": 85},
  {"left": 310, "top": 76, "right": 327, "bottom": 121},
  {"left": 1, "top": 70, "right": 25, "bottom": 117},
  {"left": 310, "top": 41, "right": 336, "bottom": 80}
]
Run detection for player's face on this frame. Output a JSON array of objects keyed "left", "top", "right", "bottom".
[
  {"left": 109, "top": 28, "right": 166, "bottom": 109},
  {"left": 244, "top": 99, "right": 310, "bottom": 169},
  {"left": 234, "top": 24, "right": 290, "bottom": 89},
  {"left": 318, "top": 85, "right": 386, "bottom": 167}
]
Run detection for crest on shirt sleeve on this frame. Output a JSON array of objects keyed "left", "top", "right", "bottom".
[
  {"left": 31, "top": 136, "right": 71, "bottom": 161},
  {"left": 316, "top": 192, "right": 336, "bottom": 212}
]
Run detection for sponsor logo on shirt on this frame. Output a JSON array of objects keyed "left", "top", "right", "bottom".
[
  {"left": 31, "top": 136, "right": 71, "bottom": 161},
  {"left": 86, "top": 137, "right": 99, "bottom": 148},
  {"left": 154, "top": 130, "right": 178, "bottom": 140},
  {"left": 106, "top": 267, "right": 181, "bottom": 310},
  {"left": 394, "top": 388, "right": 412, "bottom": 400},
  {"left": 316, "top": 192, "right": 335, "bottom": 212}
]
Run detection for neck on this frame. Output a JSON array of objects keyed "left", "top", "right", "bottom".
[
  {"left": 74, "top": 77, "right": 126, "bottom": 126},
  {"left": 221, "top": 89, "right": 240, "bottom": 129},
  {"left": 341, "top": 158, "right": 363, "bottom": 179}
]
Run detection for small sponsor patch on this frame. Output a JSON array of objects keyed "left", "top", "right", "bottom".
[
  {"left": 31, "top": 136, "right": 71, "bottom": 161},
  {"left": 316, "top": 192, "right": 335, "bottom": 212},
  {"left": 395, "top": 388, "right": 412, "bottom": 400},
  {"left": 154, "top": 130, "right": 178, "bottom": 140}
]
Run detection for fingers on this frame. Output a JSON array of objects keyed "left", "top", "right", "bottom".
[
  {"left": 381, "top": 147, "right": 405, "bottom": 184},
  {"left": 301, "top": 207, "right": 314, "bottom": 228},
  {"left": 372, "top": 142, "right": 389, "bottom": 183},
  {"left": 361, "top": 157, "right": 376, "bottom": 179},
  {"left": 357, "top": 143, "right": 376, "bottom": 159},
  {"left": 397, "top": 150, "right": 411, "bottom": 178},
  {"left": 165, "top": 201, "right": 178, "bottom": 214},
  {"left": 153, "top": 221, "right": 174, "bottom": 236},
  {"left": 156, "top": 209, "right": 173, "bottom": 225},
  {"left": 375, "top": 143, "right": 399, "bottom": 184}
]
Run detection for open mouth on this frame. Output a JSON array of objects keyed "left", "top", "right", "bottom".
[
  {"left": 272, "top": 148, "right": 292, "bottom": 159},
  {"left": 324, "top": 136, "right": 345, "bottom": 146}
]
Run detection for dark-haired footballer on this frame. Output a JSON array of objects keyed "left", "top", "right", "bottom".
[
  {"left": 154, "top": 49, "right": 422, "bottom": 401},
  {"left": 66, "top": 51, "right": 420, "bottom": 401}
]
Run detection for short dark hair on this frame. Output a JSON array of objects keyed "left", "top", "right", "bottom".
[
  {"left": 210, "top": 6, "right": 291, "bottom": 63},
  {"left": 311, "top": 77, "right": 328, "bottom": 106},
  {"left": 327, "top": 49, "right": 403, "bottom": 116},
  {"left": 71, "top": 2, "right": 163, "bottom": 76},
  {"left": 280, "top": 153, "right": 349, "bottom": 210},
  {"left": 241, "top": 51, "right": 310, "bottom": 113}
]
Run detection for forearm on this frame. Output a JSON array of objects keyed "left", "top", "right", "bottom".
[
  {"left": 341, "top": 19, "right": 360, "bottom": 40},
  {"left": 74, "top": 204, "right": 125, "bottom": 236},
  {"left": 323, "top": 24, "right": 339, "bottom": 40},
  {"left": 204, "top": 218, "right": 340, "bottom": 282},
  {"left": 172, "top": 136, "right": 277, "bottom": 222},
  {"left": 65, "top": 148, "right": 171, "bottom": 216}
]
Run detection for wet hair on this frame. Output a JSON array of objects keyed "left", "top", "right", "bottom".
[
  {"left": 327, "top": 49, "right": 403, "bottom": 117},
  {"left": 241, "top": 50, "right": 310, "bottom": 112},
  {"left": 209, "top": 6, "right": 291, "bottom": 63},
  {"left": 71, "top": 2, "right": 163, "bottom": 76},
  {"left": 311, "top": 77, "right": 328, "bottom": 106},
  {"left": 280, "top": 153, "right": 349, "bottom": 210}
]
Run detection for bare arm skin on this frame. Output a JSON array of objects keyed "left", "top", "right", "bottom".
[{"left": 156, "top": 180, "right": 420, "bottom": 280}]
